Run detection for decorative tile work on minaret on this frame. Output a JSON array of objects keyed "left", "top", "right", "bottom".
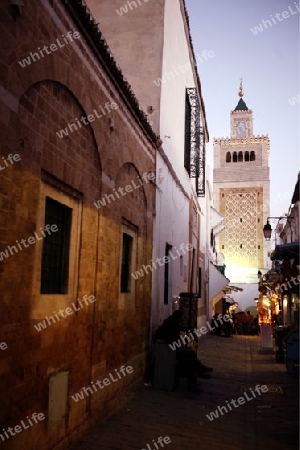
[
  {"left": 218, "top": 187, "right": 264, "bottom": 270},
  {"left": 213, "top": 81, "right": 270, "bottom": 283}
]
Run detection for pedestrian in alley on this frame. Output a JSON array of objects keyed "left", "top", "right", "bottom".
[
  {"left": 223, "top": 314, "right": 233, "bottom": 337},
  {"left": 246, "top": 311, "right": 254, "bottom": 335},
  {"left": 154, "top": 310, "right": 213, "bottom": 392},
  {"left": 211, "top": 313, "right": 222, "bottom": 335},
  {"left": 231, "top": 312, "right": 237, "bottom": 335},
  {"left": 235, "top": 311, "right": 243, "bottom": 335},
  {"left": 253, "top": 315, "right": 260, "bottom": 335},
  {"left": 241, "top": 311, "right": 248, "bottom": 335},
  {"left": 284, "top": 324, "right": 299, "bottom": 376}
]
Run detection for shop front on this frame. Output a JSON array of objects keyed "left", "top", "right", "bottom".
[{"left": 271, "top": 243, "right": 300, "bottom": 327}]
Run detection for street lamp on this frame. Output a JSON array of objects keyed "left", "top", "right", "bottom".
[
  {"left": 257, "top": 270, "right": 262, "bottom": 280},
  {"left": 263, "top": 220, "right": 272, "bottom": 240},
  {"left": 263, "top": 216, "right": 294, "bottom": 241}
]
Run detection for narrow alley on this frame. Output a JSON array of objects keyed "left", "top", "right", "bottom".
[{"left": 71, "top": 335, "right": 299, "bottom": 450}]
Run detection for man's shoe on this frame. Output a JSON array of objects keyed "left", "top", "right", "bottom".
[
  {"left": 171, "top": 382, "right": 179, "bottom": 391},
  {"left": 188, "top": 386, "right": 203, "bottom": 392},
  {"left": 202, "top": 366, "right": 213, "bottom": 372},
  {"left": 198, "top": 373, "right": 212, "bottom": 379}
]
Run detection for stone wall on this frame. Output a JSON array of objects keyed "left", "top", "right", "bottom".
[{"left": 0, "top": 1, "right": 156, "bottom": 448}]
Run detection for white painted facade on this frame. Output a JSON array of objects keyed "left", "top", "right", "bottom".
[
  {"left": 85, "top": 0, "right": 211, "bottom": 333},
  {"left": 153, "top": 0, "right": 209, "bottom": 331}
]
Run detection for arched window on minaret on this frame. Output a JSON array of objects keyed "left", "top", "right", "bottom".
[
  {"left": 245, "top": 151, "right": 249, "bottom": 161},
  {"left": 238, "top": 151, "right": 243, "bottom": 162},
  {"left": 250, "top": 151, "right": 255, "bottom": 161},
  {"left": 226, "top": 152, "right": 231, "bottom": 163},
  {"left": 233, "top": 151, "right": 237, "bottom": 162}
]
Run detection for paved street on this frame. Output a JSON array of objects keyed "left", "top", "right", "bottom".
[{"left": 71, "top": 335, "right": 299, "bottom": 450}]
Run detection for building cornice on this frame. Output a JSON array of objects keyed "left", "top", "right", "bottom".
[
  {"left": 231, "top": 109, "right": 253, "bottom": 115},
  {"left": 213, "top": 136, "right": 270, "bottom": 146}
]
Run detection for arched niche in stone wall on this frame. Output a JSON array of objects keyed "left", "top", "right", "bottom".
[{"left": 19, "top": 80, "right": 102, "bottom": 204}]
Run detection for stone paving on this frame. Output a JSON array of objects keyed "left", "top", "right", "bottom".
[{"left": 71, "top": 335, "right": 299, "bottom": 450}]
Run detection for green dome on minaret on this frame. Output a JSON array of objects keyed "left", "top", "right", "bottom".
[
  {"left": 234, "top": 79, "right": 249, "bottom": 111},
  {"left": 235, "top": 98, "right": 249, "bottom": 111}
]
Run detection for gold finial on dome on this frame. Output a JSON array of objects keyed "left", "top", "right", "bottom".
[{"left": 238, "top": 78, "right": 244, "bottom": 97}]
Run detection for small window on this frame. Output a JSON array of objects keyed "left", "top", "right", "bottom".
[
  {"left": 250, "top": 151, "right": 255, "bottom": 161},
  {"left": 226, "top": 152, "right": 231, "bottom": 163},
  {"left": 222, "top": 245, "right": 224, "bottom": 249},
  {"left": 41, "top": 197, "right": 72, "bottom": 294},
  {"left": 238, "top": 151, "right": 243, "bottom": 162},
  {"left": 233, "top": 152, "right": 237, "bottom": 162},
  {"left": 258, "top": 245, "right": 261, "bottom": 249},
  {"left": 258, "top": 218, "right": 260, "bottom": 223},
  {"left": 240, "top": 244, "right": 242, "bottom": 249},
  {"left": 121, "top": 233, "right": 133, "bottom": 293},
  {"left": 245, "top": 151, "right": 249, "bottom": 161},
  {"left": 240, "top": 218, "right": 242, "bottom": 223}
]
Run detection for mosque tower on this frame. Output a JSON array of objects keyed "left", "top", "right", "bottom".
[{"left": 213, "top": 81, "right": 270, "bottom": 285}]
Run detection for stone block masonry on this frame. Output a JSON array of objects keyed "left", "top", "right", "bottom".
[
  {"left": 0, "top": 412, "right": 45, "bottom": 443},
  {"left": 18, "top": 31, "right": 81, "bottom": 67},
  {"left": 116, "top": 0, "right": 152, "bottom": 17},
  {"left": 55, "top": 101, "right": 118, "bottom": 138},
  {"left": 71, "top": 365, "right": 134, "bottom": 402},
  {"left": 33, "top": 295, "right": 96, "bottom": 332},
  {"left": 0, "top": 224, "right": 58, "bottom": 261},
  {"left": 0, "top": 153, "right": 21, "bottom": 170},
  {"left": 0, "top": 0, "right": 156, "bottom": 448}
]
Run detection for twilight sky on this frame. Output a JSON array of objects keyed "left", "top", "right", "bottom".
[{"left": 185, "top": 0, "right": 299, "bottom": 219}]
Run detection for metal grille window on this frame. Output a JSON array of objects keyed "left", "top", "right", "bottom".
[
  {"left": 41, "top": 197, "right": 72, "bottom": 294},
  {"left": 184, "top": 88, "right": 205, "bottom": 197},
  {"left": 164, "top": 244, "right": 172, "bottom": 305},
  {"left": 184, "top": 91, "right": 192, "bottom": 174},
  {"left": 121, "top": 233, "right": 133, "bottom": 293}
]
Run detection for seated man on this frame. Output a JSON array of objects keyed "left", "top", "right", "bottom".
[
  {"left": 154, "top": 310, "right": 213, "bottom": 392},
  {"left": 284, "top": 325, "right": 299, "bottom": 376}
]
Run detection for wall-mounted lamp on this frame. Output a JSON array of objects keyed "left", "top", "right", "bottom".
[
  {"left": 257, "top": 270, "right": 262, "bottom": 280},
  {"left": 263, "top": 216, "right": 294, "bottom": 241},
  {"left": 263, "top": 220, "right": 272, "bottom": 240},
  {"left": 9, "top": 0, "right": 24, "bottom": 20}
]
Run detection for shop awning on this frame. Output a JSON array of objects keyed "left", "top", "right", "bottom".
[
  {"left": 210, "top": 206, "right": 225, "bottom": 237},
  {"left": 223, "top": 295, "right": 236, "bottom": 304},
  {"left": 209, "top": 262, "right": 230, "bottom": 300},
  {"left": 224, "top": 285, "right": 243, "bottom": 293},
  {"left": 271, "top": 242, "right": 300, "bottom": 260}
]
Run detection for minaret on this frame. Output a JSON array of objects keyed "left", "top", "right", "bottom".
[{"left": 213, "top": 81, "right": 270, "bottom": 284}]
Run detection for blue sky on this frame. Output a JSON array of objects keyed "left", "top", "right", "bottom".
[{"left": 185, "top": 0, "right": 300, "bottom": 218}]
